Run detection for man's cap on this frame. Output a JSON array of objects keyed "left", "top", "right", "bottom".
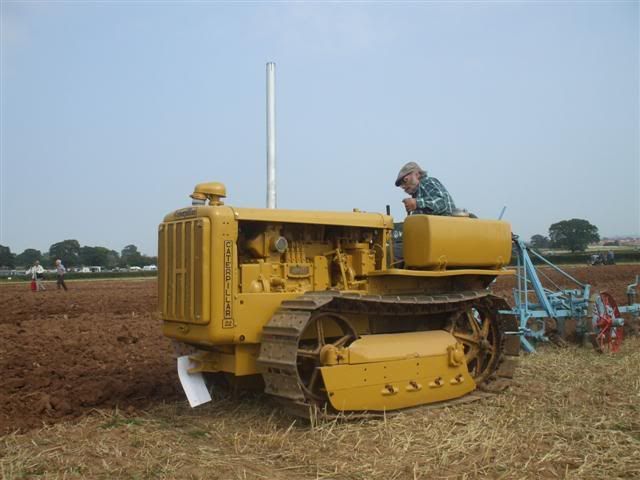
[{"left": 395, "top": 162, "right": 425, "bottom": 186}]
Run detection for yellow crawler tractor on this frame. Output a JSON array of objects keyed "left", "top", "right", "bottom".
[{"left": 159, "top": 182, "right": 519, "bottom": 416}]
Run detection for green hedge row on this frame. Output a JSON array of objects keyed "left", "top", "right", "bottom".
[
  {"left": 518, "top": 251, "right": 640, "bottom": 265},
  {"left": 1, "top": 271, "right": 157, "bottom": 282},
  {"left": 63, "top": 271, "right": 158, "bottom": 280}
]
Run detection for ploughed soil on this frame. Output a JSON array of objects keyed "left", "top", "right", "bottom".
[
  {"left": 1, "top": 264, "right": 639, "bottom": 434},
  {"left": 0, "top": 280, "right": 182, "bottom": 434}
]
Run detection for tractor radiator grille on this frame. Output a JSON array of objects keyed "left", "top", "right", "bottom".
[{"left": 158, "top": 218, "right": 210, "bottom": 324}]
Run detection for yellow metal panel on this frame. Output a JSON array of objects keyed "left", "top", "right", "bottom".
[
  {"left": 209, "top": 208, "right": 238, "bottom": 343},
  {"left": 233, "top": 292, "right": 306, "bottom": 343},
  {"left": 188, "top": 344, "right": 261, "bottom": 376},
  {"left": 158, "top": 225, "right": 166, "bottom": 313},
  {"left": 313, "top": 256, "right": 329, "bottom": 290},
  {"left": 321, "top": 330, "right": 475, "bottom": 411},
  {"left": 162, "top": 321, "right": 213, "bottom": 346},
  {"left": 163, "top": 206, "right": 200, "bottom": 223},
  {"left": 240, "top": 264, "right": 262, "bottom": 292},
  {"left": 321, "top": 354, "right": 475, "bottom": 411},
  {"left": 167, "top": 223, "right": 174, "bottom": 316},
  {"left": 199, "top": 219, "right": 211, "bottom": 323},
  {"left": 231, "top": 207, "right": 394, "bottom": 229},
  {"left": 185, "top": 221, "right": 192, "bottom": 319},
  {"left": 346, "top": 331, "right": 458, "bottom": 364},
  {"left": 368, "top": 268, "right": 514, "bottom": 278},
  {"left": 403, "top": 215, "right": 512, "bottom": 269},
  {"left": 158, "top": 217, "right": 210, "bottom": 324},
  {"left": 366, "top": 267, "right": 513, "bottom": 295},
  {"left": 176, "top": 222, "right": 183, "bottom": 317}
]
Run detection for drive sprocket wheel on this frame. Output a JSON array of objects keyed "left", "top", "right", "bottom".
[
  {"left": 296, "top": 312, "right": 358, "bottom": 402},
  {"left": 446, "top": 303, "right": 501, "bottom": 385}
]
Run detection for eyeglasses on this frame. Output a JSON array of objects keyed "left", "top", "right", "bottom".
[{"left": 401, "top": 174, "right": 413, "bottom": 185}]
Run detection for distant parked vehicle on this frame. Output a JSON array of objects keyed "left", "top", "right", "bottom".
[
  {"left": 142, "top": 265, "right": 157, "bottom": 271},
  {"left": 0, "top": 269, "right": 20, "bottom": 278},
  {"left": 589, "top": 253, "right": 605, "bottom": 266},
  {"left": 129, "top": 266, "right": 142, "bottom": 271}
]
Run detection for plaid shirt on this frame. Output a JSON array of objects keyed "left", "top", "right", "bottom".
[{"left": 412, "top": 176, "right": 456, "bottom": 216}]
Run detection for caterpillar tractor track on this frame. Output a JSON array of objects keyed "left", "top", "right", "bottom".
[
  {"left": 258, "top": 292, "right": 518, "bottom": 417},
  {"left": 159, "top": 182, "right": 518, "bottom": 417}
]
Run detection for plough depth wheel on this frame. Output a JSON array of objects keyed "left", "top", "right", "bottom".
[{"left": 589, "top": 292, "right": 624, "bottom": 353}]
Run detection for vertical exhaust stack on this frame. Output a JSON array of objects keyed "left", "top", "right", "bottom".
[{"left": 266, "top": 62, "right": 277, "bottom": 209}]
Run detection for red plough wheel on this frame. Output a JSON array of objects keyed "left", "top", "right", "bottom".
[{"left": 589, "top": 292, "right": 624, "bottom": 353}]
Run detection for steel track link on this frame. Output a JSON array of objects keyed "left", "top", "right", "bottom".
[
  {"left": 256, "top": 290, "right": 519, "bottom": 419},
  {"left": 479, "top": 296, "right": 520, "bottom": 392}
]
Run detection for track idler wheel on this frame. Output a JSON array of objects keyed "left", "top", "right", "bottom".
[
  {"left": 588, "top": 292, "right": 624, "bottom": 353},
  {"left": 446, "top": 302, "right": 501, "bottom": 385},
  {"left": 296, "top": 312, "right": 358, "bottom": 403}
]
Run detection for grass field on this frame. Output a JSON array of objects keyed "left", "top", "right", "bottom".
[
  {"left": 2, "top": 267, "right": 639, "bottom": 480},
  {"left": 2, "top": 338, "right": 639, "bottom": 480}
]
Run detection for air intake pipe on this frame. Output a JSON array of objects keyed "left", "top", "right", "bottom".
[{"left": 266, "top": 62, "right": 276, "bottom": 209}]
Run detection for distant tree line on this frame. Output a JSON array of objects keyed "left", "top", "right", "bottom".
[
  {"left": 0, "top": 218, "right": 615, "bottom": 268},
  {"left": 0, "top": 240, "right": 157, "bottom": 269},
  {"left": 529, "top": 218, "right": 600, "bottom": 252}
]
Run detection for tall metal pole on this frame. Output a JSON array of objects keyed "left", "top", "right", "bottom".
[{"left": 266, "top": 62, "right": 277, "bottom": 208}]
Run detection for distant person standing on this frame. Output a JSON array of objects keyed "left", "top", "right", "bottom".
[
  {"left": 55, "top": 259, "right": 68, "bottom": 291},
  {"left": 26, "top": 260, "right": 46, "bottom": 291},
  {"left": 606, "top": 250, "right": 615, "bottom": 265}
]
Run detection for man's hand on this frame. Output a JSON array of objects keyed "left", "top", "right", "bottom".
[{"left": 402, "top": 198, "right": 417, "bottom": 213}]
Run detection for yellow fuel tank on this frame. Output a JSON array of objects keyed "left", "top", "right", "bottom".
[{"left": 403, "top": 215, "right": 512, "bottom": 269}]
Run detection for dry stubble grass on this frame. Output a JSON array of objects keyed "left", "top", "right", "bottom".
[{"left": 2, "top": 338, "right": 639, "bottom": 480}]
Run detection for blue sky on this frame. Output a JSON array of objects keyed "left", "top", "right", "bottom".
[{"left": 1, "top": 1, "right": 638, "bottom": 256}]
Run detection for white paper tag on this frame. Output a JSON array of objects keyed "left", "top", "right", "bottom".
[{"left": 177, "top": 355, "right": 212, "bottom": 408}]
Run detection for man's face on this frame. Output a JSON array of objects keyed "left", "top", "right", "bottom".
[{"left": 400, "top": 171, "right": 420, "bottom": 194}]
